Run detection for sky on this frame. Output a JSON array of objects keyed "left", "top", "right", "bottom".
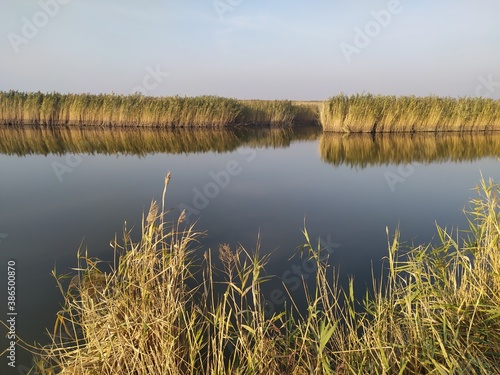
[{"left": 1, "top": 0, "right": 499, "bottom": 100}]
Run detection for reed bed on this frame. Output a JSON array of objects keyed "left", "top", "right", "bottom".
[
  {"left": 293, "top": 101, "right": 322, "bottom": 125},
  {"left": 321, "top": 94, "right": 500, "bottom": 133},
  {"left": 241, "top": 100, "right": 320, "bottom": 126},
  {"left": 319, "top": 132, "right": 500, "bottom": 167},
  {"left": 0, "top": 91, "right": 317, "bottom": 128},
  {"left": 4, "top": 91, "right": 500, "bottom": 131},
  {"left": 18, "top": 176, "right": 500, "bottom": 374},
  {"left": 241, "top": 100, "right": 298, "bottom": 126},
  {"left": 0, "top": 91, "right": 243, "bottom": 128}
]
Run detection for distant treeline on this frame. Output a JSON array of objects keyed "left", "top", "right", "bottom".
[
  {"left": 2, "top": 91, "right": 500, "bottom": 132},
  {"left": 0, "top": 91, "right": 319, "bottom": 128}
]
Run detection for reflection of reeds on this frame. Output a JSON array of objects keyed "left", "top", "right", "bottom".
[
  {"left": 0, "top": 126, "right": 321, "bottom": 156},
  {"left": 319, "top": 133, "right": 500, "bottom": 167},
  {"left": 0, "top": 91, "right": 320, "bottom": 127},
  {"left": 3, "top": 127, "right": 498, "bottom": 166},
  {"left": 321, "top": 94, "right": 500, "bottom": 132}
]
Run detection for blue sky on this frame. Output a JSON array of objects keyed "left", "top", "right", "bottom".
[{"left": 1, "top": 0, "right": 499, "bottom": 100}]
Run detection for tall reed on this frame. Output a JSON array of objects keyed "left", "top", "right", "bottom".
[
  {"left": 14, "top": 177, "right": 500, "bottom": 374},
  {"left": 0, "top": 91, "right": 317, "bottom": 128},
  {"left": 241, "top": 100, "right": 298, "bottom": 126},
  {"left": 321, "top": 94, "right": 500, "bottom": 133},
  {"left": 0, "top": 91, "right": 245, "bottom": 128}
]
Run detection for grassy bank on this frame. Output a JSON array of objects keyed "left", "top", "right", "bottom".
[
  {"left": 20, "top": 176, "right": 500, "bottom": 374},
  {"left": 4, "top": 91, "right": 500, "bottom": 132},
  {"left": 321, "top": 94, "right": 500, "bottom": 133},
  {"left": 0, "top": 91, "right": 319, "bottom": 128}
]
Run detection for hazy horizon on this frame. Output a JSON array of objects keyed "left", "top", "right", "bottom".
[{"left": 2, "top": 1, "right": 499, "bottom": 100}]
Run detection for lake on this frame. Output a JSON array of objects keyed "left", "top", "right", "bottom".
[{"left": 1, "top": 126, "right": 499, "bottom": 369}]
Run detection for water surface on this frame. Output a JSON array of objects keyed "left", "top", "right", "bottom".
[{"left": 1, "top": 126, "right": 499, "bottom": 369}]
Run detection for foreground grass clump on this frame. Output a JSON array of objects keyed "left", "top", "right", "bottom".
[
  {"left": 321, "top": 94, "right": 500, "bottom": 132},
  {"left": 30, "top": 177, "right": 500, "bottom": 374},
  {"left": 0, "top": 91, "right": 317, "bottom": 127}
]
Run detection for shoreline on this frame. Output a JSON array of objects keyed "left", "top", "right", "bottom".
[{"left": 1, "top": 91, "right": 500, "bottom": 132}]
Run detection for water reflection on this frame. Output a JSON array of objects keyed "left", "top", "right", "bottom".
[
  {"left": 2, "top": 126, "right": 499, "bottom": 166},
  {"left": 0, "top": 126, "right": 321, "bottom": 156},
  {"left": 319, "top": 132, "right": 500, "bottom": 167},
  {"left": 1, "top": 126, "right": 499, "bottom": 368}
]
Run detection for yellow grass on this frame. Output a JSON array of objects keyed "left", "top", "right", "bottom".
[
  {"left": 6, "top": 176, "right": 498, "bottom": 374},
  {"left": 0, "top": 91, "right": 320, "bottom": 128},
  {"left": 3, "top": 91, "right": 500, "bottom": 132},
  {"left": 321, "top": 94, "right": 500, "bottom": 132}
]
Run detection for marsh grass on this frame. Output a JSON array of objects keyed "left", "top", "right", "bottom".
[
  {"left": 241, "top": 100, "right": 298, "bottom": 126},
  {"left": 0, "top": 91, "right": 244, "bottom": 128},
  {"left": 0, "top": 92, "right": 317, "bottom": 128},
  {"left": 18, "top": 177, "right": 500, "bottom": 374},
  {"left": 4, "top": 91, "right": 500, "bottom": 131},
  {"left": 294, "top": 101, "right": 322, "bottom": 125},
  {"left": 321, "top": 94, "right": 500, "bottom": 133}
]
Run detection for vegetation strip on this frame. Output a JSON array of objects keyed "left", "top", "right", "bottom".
[
  {"left": 12, "top": 176, "right": 500, "bottom": 374},
  {"left": 3, "top": 91, "right": 500, "bottom": 132},
  {"left": 0, "top": 91, "right": 319, "bottom": 128},
  {"left": 321, "top": 94, "right": 500, "bottom": 132}
]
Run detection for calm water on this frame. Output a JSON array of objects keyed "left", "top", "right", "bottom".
[{"left": 1, "top": 126, "right": 499, "bottom": 369}]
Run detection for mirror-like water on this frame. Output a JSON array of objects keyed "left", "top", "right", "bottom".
[{"left": 1, "top": 126, "right": 499, "bottom": 368}]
